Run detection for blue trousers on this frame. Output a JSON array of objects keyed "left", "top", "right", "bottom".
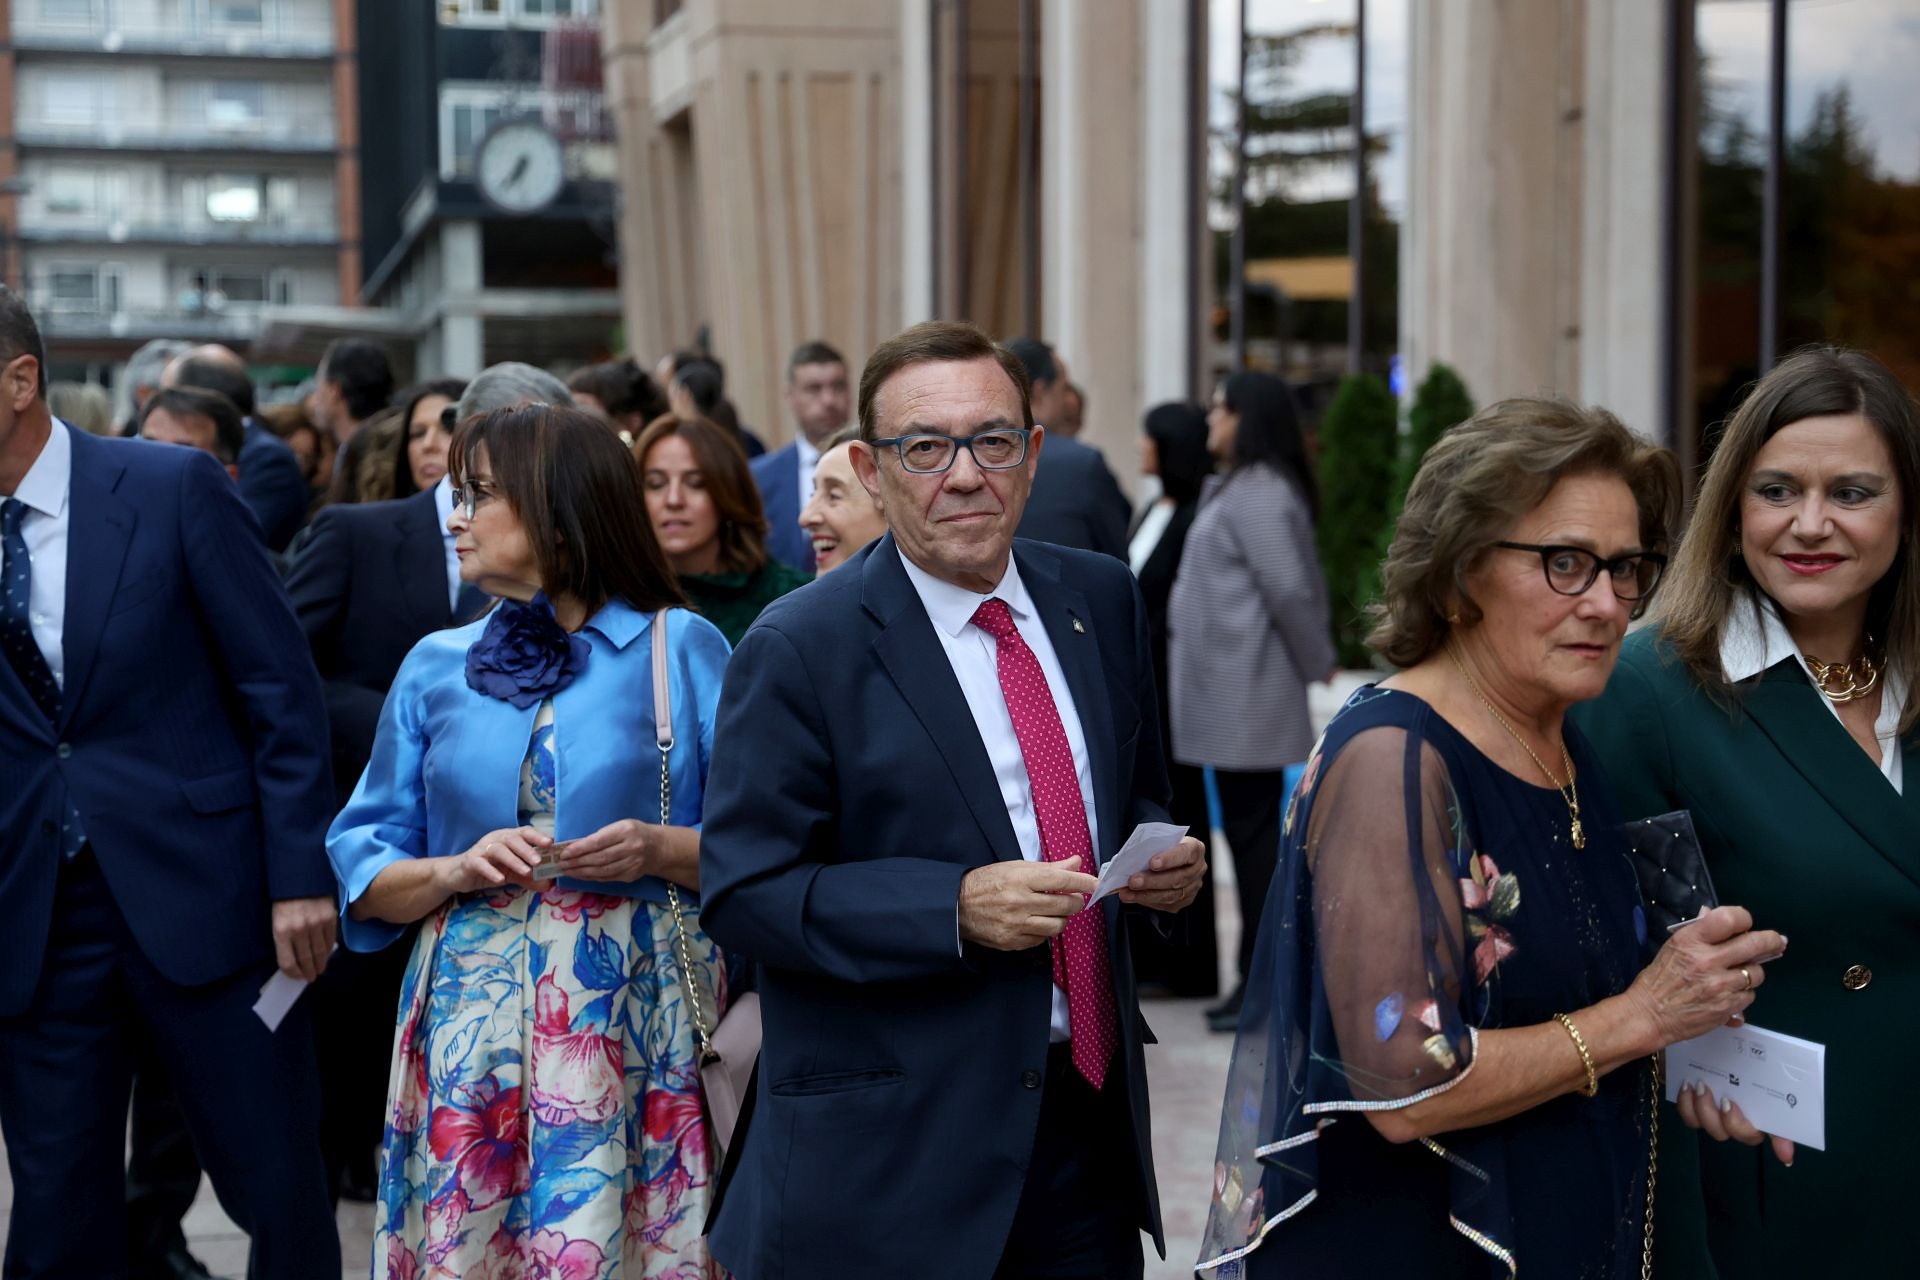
[{"left": 0, "top": 849, "right": 339, "bottom": 1280}]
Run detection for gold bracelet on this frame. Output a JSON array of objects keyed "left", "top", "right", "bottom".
[{"left": 1554, "top": 1013, "right": 1599, "bottom": 1098}]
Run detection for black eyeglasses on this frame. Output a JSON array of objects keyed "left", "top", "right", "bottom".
[
  {"left": 869, "top": 427, "right": 1030, "bottom": 475},
  {"left": 1494, "top": 542, "right": 1667, "bottom": 601},
  {"left": 451, "top": 479, "right": 496, "bottom": 520}
]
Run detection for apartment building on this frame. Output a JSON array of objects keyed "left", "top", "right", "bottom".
[{"left": 1, "top": 0, "right": 359, "bottom": 379}]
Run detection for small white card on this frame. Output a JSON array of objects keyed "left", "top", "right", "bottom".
[
  {"left": 1664, "top": 1021, "right": 1827, "bottom": 1151},
  {"left": 252, "top": 946, "right": 339, "bottom": 1032},
  {"left": 1088, "top": 822, "right": 1191, "bottom": 904}
]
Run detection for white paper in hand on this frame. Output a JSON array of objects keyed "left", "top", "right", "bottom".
[
  {"left": 1089, "top": 822, "right": 1191, "bottom": 904},
  {"left": 252, "top": 945, "right": 338, "bottom": 1032},
  {"left": 1664, "top": 1021, "right": 1827, "bottom": 1150}
]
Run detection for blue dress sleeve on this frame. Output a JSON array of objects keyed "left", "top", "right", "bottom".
[{"left": 325, "top": 649, "right": 435, "bottom": 952}]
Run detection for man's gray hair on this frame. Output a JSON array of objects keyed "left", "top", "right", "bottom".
[
  {"left": 454, "top": 362, "right": 573, "bottom": 422},
  {"left": 125, "top": 339, "right": 191, "bottom": 394}
]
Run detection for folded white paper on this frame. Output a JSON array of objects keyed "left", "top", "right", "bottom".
[
  {"left": 1089, "top": 822, "right": 1191, "bottom": 904},
  {"left": 1664, "top": 1021, "right": 1827, "bottom": 1151},
  {"left": 252, "top": 946, "right": 338, "bottom": 1032}
]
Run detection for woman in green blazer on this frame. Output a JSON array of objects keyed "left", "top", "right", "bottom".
[{"left": 1579, "top": 347, "right": 1920, "bottom": 1276}]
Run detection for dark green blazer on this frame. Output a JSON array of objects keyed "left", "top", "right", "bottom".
[{"left": 1576, "top": 627, "right": 1919, "bottom": 1277}]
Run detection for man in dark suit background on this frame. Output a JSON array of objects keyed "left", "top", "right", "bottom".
[
  {"left": 701, "top": 321, "right": 1206, "bottom": 1279},
  {"left": 749, "top": 340, "right": 851, "bottom": 573},
  {"left": 0, "top": 295, "right": 339, "bottom": 1277},
  {"left": 163, "top": 344, "right": 309, "bottom": 553},
  {"left": 1005, "top": 337, "right": 1131, "bottom": 560}
]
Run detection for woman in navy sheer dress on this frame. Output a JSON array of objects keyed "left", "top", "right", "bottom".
[{"left": 1198, "top": 399, "right": 1787, "bottom": 1278}]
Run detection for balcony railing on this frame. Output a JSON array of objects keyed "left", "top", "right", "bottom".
[
  {"left": 12, "top": 13, "right": 334, "bottom": 58},
  {"left": 31, "top": 301, "right": 273, "bottom": 342},
  {"left": 20, "top": 203, "right": 339, "bottom": 247},
  {"left": 15, "top": 116, "right": 336, "bottom": 152}
]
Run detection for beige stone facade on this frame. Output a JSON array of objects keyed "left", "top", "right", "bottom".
[{"left": 603, "top": 0, "right": 1207, "bottom": 468}]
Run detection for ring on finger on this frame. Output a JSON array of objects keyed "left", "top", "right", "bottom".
[{"left": 1739, "top": 967, "right": 1752, "bottom": 991}]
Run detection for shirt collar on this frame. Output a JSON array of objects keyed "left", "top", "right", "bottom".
[
  {"left": 11, "top": 419, "right": 72, "bottom": 519},
  {"left": 582, "top": 597, "right": 650, "bottom": 651},
  {"left": 1721, "top": 589, "right": 1910, "bottom": 744},
  {"left": 795, "top": 435, "right": 822, "bottom": 470},
  {"left": 1719, "top": 592, "right": 1800, "bottom": 684},
  {"left": 896, "top": 542, "right": 1035, "bottom": 639},
  {"left": 433, "top": 474, "right": 454, "bottom": 537}
]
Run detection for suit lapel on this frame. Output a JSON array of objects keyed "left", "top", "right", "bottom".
[
  {"left": 394, "top": 490, "right": 452, "bottom": 633},
  {"left": 1017, "top": 544, "right": 1122, "bottom": 863},
  {"left": 58, "top": 431, "right": 134, "bottom": 726},
  {"left": 1744, "top": 667, "right": 1920, "bottom": 889},
  {"left": 864, "top": 537, "right": 1022, "bottom": 861}
]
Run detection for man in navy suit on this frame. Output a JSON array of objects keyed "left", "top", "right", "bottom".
[
  {"left": 749, "top": 340, "right": 851, "bottom": 572},
  {"left": 1005, "top": 337, "right": 1131, "bottom": 560},
  {"left": 701, "top": 321, "right": 1207, "bottom": 1279},
  {"left": 0, "top": 295, "right": 340, "bottom": 1278},
  {"left": 163, "top": 344, "right": 309, "bottom": 553}
]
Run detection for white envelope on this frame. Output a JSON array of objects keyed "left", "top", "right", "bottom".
[
  {"left": 1089, "top": 822, "right": 1191, "bottom": 904},
  {"left": 1664, "top": 1022, "right": 1826, "bottom": 1151}
]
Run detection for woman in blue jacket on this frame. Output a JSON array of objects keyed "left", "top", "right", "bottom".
[{"left": 328, "top": 404, "right": 733, "bottom": 1279}]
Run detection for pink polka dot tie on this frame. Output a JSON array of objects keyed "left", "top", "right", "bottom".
[{"left": 971, "top": 597, "right": 1117, "bottom": 1089}]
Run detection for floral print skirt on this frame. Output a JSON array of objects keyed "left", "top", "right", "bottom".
[{"left": 375, "top": 884, "right": 727, "bottom": 1280}]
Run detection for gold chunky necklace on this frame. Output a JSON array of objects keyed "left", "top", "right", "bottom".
[
  {"left": 1805, "top": 638, "right": 1881, "bottom": 704},
  {"left": 1447, "top": 648, "right": 1585, "bottom": 849}
]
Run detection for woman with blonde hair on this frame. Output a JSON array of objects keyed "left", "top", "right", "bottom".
[{"left": 1578, "top": 346, "right": 1920, "bottom": 1276}]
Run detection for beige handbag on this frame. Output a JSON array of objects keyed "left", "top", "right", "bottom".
[{"left": 652, "top": 610, "right": 761, "bottom": 1165}]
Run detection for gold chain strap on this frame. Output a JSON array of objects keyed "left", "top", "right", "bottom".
[
  {"left": 658, "top": 743, "right": 719, "bottom": 1066},
  {"left": 1641, "top": 1052, "right": 1661, "bottom": 1280},
  {"left": 1806, "top": 645, "right": 1881, "bottom": 703}
]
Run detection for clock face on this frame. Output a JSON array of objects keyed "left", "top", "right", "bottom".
[{"left": 476, "top": 119, "right": 566, "bottom": 215}]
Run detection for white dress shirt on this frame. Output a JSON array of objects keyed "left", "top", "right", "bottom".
[
  {"left": 1721, "top": 592, "right": 1905, "bottom": 793},
  {"left": 4, "top": 421, "right": 73, "bottom": 690},
  {"left": 433, "top": 476, "right": 462, "bottom": 612},
  {"left": 794, "top": 435, "right": 822, "bottom": 515},
  {"left": 898, "top": 545, "right": 1100, "bottom": 1043}
]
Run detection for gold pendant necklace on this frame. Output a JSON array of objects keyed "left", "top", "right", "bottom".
[
  {"left": 1448, "top": 648, "right": 1585, "bottom": 848},
  {"left": 1805, "top": 638, "right": 1881, "bottom": 704}
]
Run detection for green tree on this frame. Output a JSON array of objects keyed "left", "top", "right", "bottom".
[
  {"left": 1391, "top": 363, "right": 1474, "bottom": 519},
  {"left": 1315, "top": 373, "right": 1397, "bottom": 667}
]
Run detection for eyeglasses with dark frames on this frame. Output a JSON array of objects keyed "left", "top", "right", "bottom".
[
  {"left": 1494, "top": 541, "right": 1667, "bottom": 601},
  {"left": 868, "top": 426, "right": 1031, "bottom": 475},
  {"left": 451, "top": 479, "right": 497, "bottom": 521}
]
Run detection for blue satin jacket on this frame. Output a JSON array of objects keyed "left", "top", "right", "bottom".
[{"left": 327, "top": 600, "right": 732, "bottom": 952}]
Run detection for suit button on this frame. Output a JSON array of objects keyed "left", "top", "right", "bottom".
[
  {"left": 55, "top": 742, "right": 72, "bottom": 759},
  {"left": 1842, "top": 965, "right": 1872, "bottom": 991},
  {"left": 1022, "top": 1070, "right": 1042, "bottom": 1090}
]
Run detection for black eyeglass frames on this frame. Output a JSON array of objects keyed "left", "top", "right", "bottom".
[{"left": 1493, "top": 541, "right": 1667, "bottom": 601}]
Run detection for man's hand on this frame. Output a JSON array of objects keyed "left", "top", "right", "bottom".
[
  {"left": 959, "top": 857, "right": 1100, "bottom": 952},
  {"left": 271, "top": 896, "right": 338, "bottom": 982},
  {"left": 1115, "top": 835, "right": 1207, "bottom": 912}
]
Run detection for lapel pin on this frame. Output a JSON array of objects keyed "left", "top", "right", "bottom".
[{"left": 1071, "top": 616, "right": 1085, "bottom": 634}]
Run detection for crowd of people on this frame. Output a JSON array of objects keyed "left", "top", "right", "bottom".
[{"left": 0, "top": 284, "right": 1911, "bottom": 1280}]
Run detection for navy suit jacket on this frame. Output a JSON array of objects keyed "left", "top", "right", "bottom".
[
  {"left": 284, "top": 488, "right": 453, "bottom": 805},
  {"left": 748, "top": 442, "right": 815, "bottom": 573},
  {"left": 238, "top": 418, "right": 310, "bottom": 553},
  {"left": 700, "top": 534, "right": 1169, "bottom": 1278},
  {"left": 1015, "top": 434, "right": 1132, "bottom": 560},
  {"left": 0, "top": 427, "right": 335, "bottom": 1017}
]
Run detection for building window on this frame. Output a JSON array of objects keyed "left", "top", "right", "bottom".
[
  {"left": 45, "top": 264, "right": 122, "bottom": 312},
  {"left": 207, "top": 175, "right": 262, "bottom": 221},
  {"left": 211, "top": 0, "right": 267, "bottom": 26},
  {"left": 43, "top": 77, "right": 98, "bottom": 124},
  {"left": 442, "top": 0, "right": 598, "bottom": 26},
  {"left": 44, "top": 170, "right": 97, "bottom": 216},
  {"left": 207, "top": 81, "right": 267, "bottom": 131},
  {"left": 38, "top": 0, "right": 97, "bottom": 22}
]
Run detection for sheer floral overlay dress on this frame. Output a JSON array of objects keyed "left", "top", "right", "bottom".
[
  {"left": 374, "top": 700, "right": 728, "bottom": 1280},
  {"left": 1198, "top": 686, "right": 1653, "bottom": 1279}
]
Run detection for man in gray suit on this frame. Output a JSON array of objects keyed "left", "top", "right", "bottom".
[{"left": 1006, "top": 338, "right": 1130, "bottom": 560}]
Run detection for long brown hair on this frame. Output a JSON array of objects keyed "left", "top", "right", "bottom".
[
  {"left": 1657, "top": 346, "right": 1920, "bottom": 732},
  {"left": 633, "top": 413, "right": 770, "bottom": 577},
  {"left": 448, "top": 404, "right": 685, "bottom": 617}
]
